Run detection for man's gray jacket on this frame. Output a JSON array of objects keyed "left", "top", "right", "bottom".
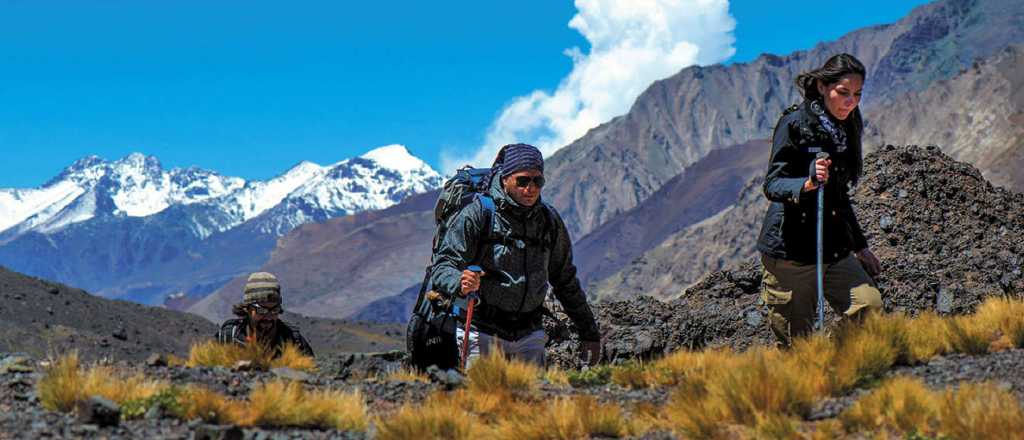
[{"left": 429, "top": 174, "right": 600, "bottom": 342}]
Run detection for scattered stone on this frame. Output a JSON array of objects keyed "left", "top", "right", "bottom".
[
  {"left": 47, "top": 286, "right": 59, "bottom": 295},
  {"left": 145, "top": 353, "right": 168, "bottom": 367},
  {"left": 194, "top": 424, "right": 243, "bottom": 440},
  {"left": 271, "top": 367, "right": 311, "bottom": 382},
  {"left": 112, "top": 326, "right": 128, "bottom": 341},
  {"left": 333, "top": 352, "right": 404, "bottom": 381},
  {"left": 75, "top": 396, "right": 121, "bottom": 427},
  {"left": 0, "top": 354, "right": 34, "bottom": 374},
  {"left": 425, "top": 365, "right": 464, "bottom": 389}
]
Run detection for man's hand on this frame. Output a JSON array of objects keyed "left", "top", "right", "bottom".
[
  {"left": 459, "top": 269, "right": 484, "bottom": 296},
  {"left": 580, "top": 340, "right": 602, "bottom": 367},
  {"left": 856, "top": 248, "right": 882, "bottom": 277},
  {"left": 803, "top": 157, "right": 832, "bottom": 192}
]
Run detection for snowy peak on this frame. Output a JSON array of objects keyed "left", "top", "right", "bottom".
[
  {"left": 0, "top": 146, "right": 443, "bottom": 240},
  {"left": 359, "top": 144, "right": 430, "bottom": 173}
]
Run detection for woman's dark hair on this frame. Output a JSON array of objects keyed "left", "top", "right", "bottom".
[
  {"left": 795, "top": 53, "right": 866, "bottom": 100},
  {"left": 795, "top": 53, "right": 866, "bottom": 185}
]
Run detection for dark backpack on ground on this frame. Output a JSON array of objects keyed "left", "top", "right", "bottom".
[{"left": 406, "top": 166, "right": 496, "bottom": 371}]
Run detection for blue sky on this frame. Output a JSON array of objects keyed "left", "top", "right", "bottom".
[{"left": 0, "top": 0, "right": 931, "bottom": 187}]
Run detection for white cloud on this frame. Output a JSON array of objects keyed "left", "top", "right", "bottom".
[{"left": 442, "top": 0, "right": 736, "bottom": 172}]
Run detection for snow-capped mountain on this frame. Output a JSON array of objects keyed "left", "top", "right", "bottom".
[
  {"left": 0, "top": 145, "right": 442, "bottom": 241},
  {"left": 0, "top": 153, "right": 244, "bottom": 238},
  {"left": 0, "top": 145, "right": 444, "bottom": 305}
]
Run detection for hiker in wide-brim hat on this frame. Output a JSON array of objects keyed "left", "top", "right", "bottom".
[
  {"left": 756, "top": 53, "right": 884, "bottom": 347},
  {"left": 215, "top": 272, "right": 315, "bottom": 357}
]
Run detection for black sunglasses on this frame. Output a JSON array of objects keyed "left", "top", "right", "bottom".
[
  {"left": 250, "top": 303, "right": 283, "bottom": 316},
  {"left": 513, "top": 175, "right": 545, "bottom": 188}
]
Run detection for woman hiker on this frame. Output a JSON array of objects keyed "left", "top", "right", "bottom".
[{"left": 756, "top": 53, "right": 884, "bottom": 347}]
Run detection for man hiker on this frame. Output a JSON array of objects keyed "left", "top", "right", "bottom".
[
  {"left": 430, "top": 143, "right": 602, "bottom": 368},
  {"left": 215, "top": 272, "right": 315, "bottom": 357}
]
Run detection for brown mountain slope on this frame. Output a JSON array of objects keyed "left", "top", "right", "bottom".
[
  {"left": 189, "top": 191, "right": 438, "bottom": 321},
  {"left": 573, "top": 140, "right": 767, "bottom": 287},
  {"left": 0, "top": 266, "right": 214, "bottom": 361},
  {"left": 543, "top": 0, "right": 1023, "bottom": 239},
  {"left": 592, "top": 176, "right": 765, "bottom": 301},
  {"left": 868, "top": 44, "right": 1024, "bottom": 191}
]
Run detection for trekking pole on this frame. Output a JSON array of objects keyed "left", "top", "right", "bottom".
[
  {"left": 815, "top": 152, "right": 830, "bottom": 331},
  {"left": 461, "top": 265, "right": 483, "bottom": 370}
]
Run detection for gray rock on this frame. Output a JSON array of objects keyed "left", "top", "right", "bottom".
[
  {"left": 193, "top": 424, "right": 243, "bottom": 440},
  {"left": 271, "top": 367, "right": 311, "bottom": 382},
  {"left": 0, "top": 355, "right": 33, "bottom": 374},
  {"left": 146, "top": 353, "right": 168, "bottom": 367},
  {"left": 425, "top": 365, "right": 464, "bottom": 390},
  {"left": 75, "top": 396, "right": 121, "bottom": 427}
]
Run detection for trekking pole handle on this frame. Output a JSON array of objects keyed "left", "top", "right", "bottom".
[
  {"left": 466, "top": 265, "right": 483, "bottom": 300},
  {"left": 460, "top": 265, "right": 484, "bottom": 370},
  {"left": 813, "top": 152, "right": 830, "bottom": 183}
]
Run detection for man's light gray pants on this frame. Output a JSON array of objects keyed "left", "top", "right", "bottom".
[{"left": 456, "top": 326, "right": 547, "bottom": 369}]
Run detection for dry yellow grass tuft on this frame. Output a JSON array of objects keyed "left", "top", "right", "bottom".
[
  {"left": 829, "top": 318, "right": 901, "bottom": 392},
  {"left": 375, "top": 399, "right": 481, "bottom": 440},
  {"left": 241, "top": 379, "right": 367, "bottom": 431},
  {"left": 648, "top": 347, "right": 737, "bottom": 388},
  {"left": 186, "top": 340, "right": 315, "bottom": 371},
  {"left": 662, "top": 387, "right": 728, "bottom": 439},
  {"left": 713, "top": 348, "right": 817, "bottom": 425},
  {"left": 466, "top": 348, "right": 539, "bottom": 396},
  {"left": 270, "top": 343, "right": 317, "bottom": 371},
  {"left": 38, "top": 352, "right": 168, "bottom": 412},
  {"left": 176, "top": 385, "right": 243, "bottom": 424},
  {"left": 840, "top": 376, "right": 938, "bottom": 435},
  {"left": 938, "top": 381, "right": 1024, "bottom": 438},
  {"left": 493, "top": 396, "right": 635, "bottom": 440},
  {"left": 383, "top": 367, "right": 430, "bottom": 383},
  {"left": 610, "top": 361, "right": 649, "bottom": 389},
  {"left": 902, "top": 311, "right": 950, "bottom": 362},
  {"left": 543, "top": 367, "right": 570, "bottom": 386}
]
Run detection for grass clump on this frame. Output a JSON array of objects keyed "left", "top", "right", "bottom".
[
  {"left": 376, "top": 399, "right": 480, "bottom": 440},
  {"left": 121, "top": 386, "right": 185, "bottom": 420},
  {"left": 543, "top": 367, "right": 570, "bottom": 386},
  {"left": 567, "top": 365, "right": 613, "bottom": 388},
  {"left": 38, "top": 352, "right": 168, "bottom": 412},
  {"left": 494, "top": 396, "right": 635, "bottom": 440},
  {"left": 840, "top": 376, "right": 939, "bottom": 434},
  {"left": 903, "top": 311, "right": 951, "bottom": 363},
  {"left": 186, "top": 340, "right": 315, "bottom": 372},
  {"left": 177, "top": 385, "right": 242, "bottom": 424},
  {"left": 938, "top": 382, "right": 1024, "bottom": 438},
  {"left": 241, "top": 379, "right": 367, "bottom": 431},
  {"left": 383, "top": 367, "right": 430, "bottom": 383},
  {"left": 610, "top": 361, "right": 649, "bottom": 389},
  {"left": 466, "top": 348, "right": 539, "bottom": 396}
]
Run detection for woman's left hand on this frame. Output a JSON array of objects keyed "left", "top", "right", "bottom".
[{"left": 856, "top": 248, "right": 882, "bottom": 276}]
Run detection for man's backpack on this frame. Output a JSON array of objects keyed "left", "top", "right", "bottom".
[{"left": 406, "top": 166, "right": 496, "bottom": 371}]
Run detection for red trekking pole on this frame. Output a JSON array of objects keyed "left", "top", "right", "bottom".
[{"left": 461, "top": 265, "right": 483, "bottom": 370}]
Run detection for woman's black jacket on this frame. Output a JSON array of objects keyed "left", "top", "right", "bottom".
[{"left": 756, "top": 99, "right": 869, "bottom": 264}]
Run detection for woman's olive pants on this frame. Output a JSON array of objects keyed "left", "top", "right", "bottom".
[{"left": 760, "top": 253, "right": 883, "bottom": 346}]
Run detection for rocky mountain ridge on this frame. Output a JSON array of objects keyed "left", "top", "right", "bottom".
[{"left": 0, "top": 145, "right": 443, "bottom": 306}]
